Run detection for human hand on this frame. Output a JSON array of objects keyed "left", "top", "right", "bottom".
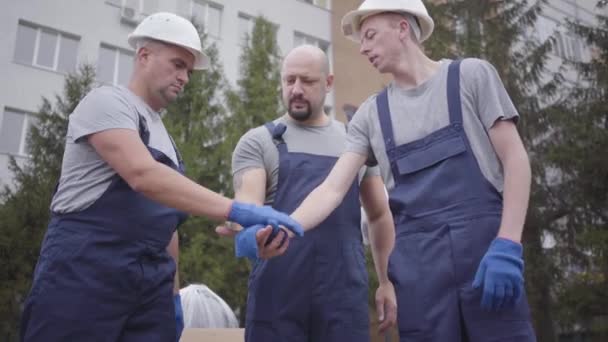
[
  {"left": 375, "top": 281, "right": 397, "bottom": 333},
  {"left": 234, "top": 224, "right": 290, "bottom": 260},
  {"left": 472, "top": 237, "right": 524, "bottom": 311},
  {"left": 227, "top": 202, "right": 304, "bottom": 237}
]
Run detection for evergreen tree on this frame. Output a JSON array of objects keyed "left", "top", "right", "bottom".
[
  {"left": 547, "top": 2, "right": 608, "bottom": 337},
  {"left": 225, "top": 16, "right": 283, "bottom": 147},
  {"left": 166, "top": 16, "right": 283, "bottom": 323},
  {"left": 426, "top": 1, "right": 565, "bottom": 340},
  {"left": 164, "top": 35, "right": 252, "bottom": 321},
  {"left": 0, "top": 65, "right": 95, "bottom": 340}
]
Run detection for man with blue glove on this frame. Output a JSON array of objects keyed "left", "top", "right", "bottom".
[
  {"left": 20, "top": 12, "right": 302, "bottom": 342},
  {"left": 287, "top": 0, "right": 537, "bottom": 341},
  {"left": 218, "top": 44, "right": 398, "bottom": 342}
]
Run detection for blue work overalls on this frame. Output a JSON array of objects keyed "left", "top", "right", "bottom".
[
  {"left": 378, "top": 60, "right": 536, "bottom": 341},
  {"left": 245, "top": 122, "right": 370, "bottom": 342},
  {"left": 20, "top": 115, "right": 187, "bottom": 342}
]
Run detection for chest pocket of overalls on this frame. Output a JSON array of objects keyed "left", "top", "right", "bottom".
[{"left": 391, "top": 125, "right": 469, "bottom": 213}]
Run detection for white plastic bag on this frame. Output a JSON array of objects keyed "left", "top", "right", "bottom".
[{"left": 179, "top": 284, "right": 239, "bottom": 328}]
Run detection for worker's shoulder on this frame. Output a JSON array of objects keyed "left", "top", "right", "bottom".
[
  {"left": 459, "top": 57, "right": 499, "bottom": 80},
  {"left": 238, "top": 122, "right": 275, "bottom": 145},
  {"left": 80, "top": 85, "right": 133, "bottom": 108},
  {"left": 352, "top": 92, "right": 381, "bottom": 118}
]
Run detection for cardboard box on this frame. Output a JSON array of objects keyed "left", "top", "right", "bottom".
[{"left": 180, "top": 328, "right": 244, "bottom": 342}]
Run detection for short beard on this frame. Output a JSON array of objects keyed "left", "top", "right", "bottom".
[
  {"left": 287, "top": 99, "right": 312, "bottom": 122},
  {"left": 157, "top": 85, "right": 179, "bottom": 106}
]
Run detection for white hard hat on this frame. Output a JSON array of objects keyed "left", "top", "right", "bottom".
[
  {"left": 341, "top": 0, "right": 434, "bottom": 43},
  {"left": 128, "top": 12, "right": 209, "bottom": 70}
]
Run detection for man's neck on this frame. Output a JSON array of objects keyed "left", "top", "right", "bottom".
[
  {"left": 285, "top": 110, "right": 330, "bottom": 127},
  {"left": 128, "top": 79, "right": 163, "bottom": 112},
  {"left": 392, "top": 49, "right": 441, "bottom": 90}
]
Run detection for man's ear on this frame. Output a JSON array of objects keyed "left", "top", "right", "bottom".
[
  {"left": 399, "top": 18, "right": 411, "bottom": 41},
  {"left": 136, "top": 46, "right": 152, "bottom": 65},
  {"left": 326, "top": 74, "right": 334, "bottom": 93}
]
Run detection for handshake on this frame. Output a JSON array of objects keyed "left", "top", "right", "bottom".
[{"left": 224, "top": 201, "right": 304, "bottom": 260}]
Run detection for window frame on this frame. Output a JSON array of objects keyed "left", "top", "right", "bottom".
[
  {"left": 14, "top": 20, "right": 80, "bottom": 74},
  {"left": 0, "top": 108, "right": 38, "bottom": 157},
  {"left": 237, "top": 12, "right": 255, "bottom": 46},
  {"left": 293, "top": 31, "right": 330, "bottom": 55},
  {"left": 97, "top": 43, "right": 135, "bottom": 86},
  {"left": 190, "top": 0, "right": 223, "bottom": 39},
  {"left": 298, "top": 0, "right": 331, "bottom": 10}
]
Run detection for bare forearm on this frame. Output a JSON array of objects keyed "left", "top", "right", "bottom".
[
  {"left": 291, "top": 152, "right": 367, "bottom": 231},
  {"left": 368, "top": 212, "right": 395, "bottom": 284},
  {"left": 497, "top": 152, "right": 531, "bottom": 243},
  {"left": 132, "top": 163, "right": 232, "bottom": 220},
  {"left": 291, "top": 184, "right": 344, "bottom": 231}
]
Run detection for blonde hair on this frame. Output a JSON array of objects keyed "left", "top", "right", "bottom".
[{"left": 387, "top": 12, "right": 421, "bottom": 44}]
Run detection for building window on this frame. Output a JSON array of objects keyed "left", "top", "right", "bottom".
[
  {"left": 0, "top": 109, "right": 37, "bottom": 156},
  {"left": 294, "top": 32, "right": 330, "bottom": 55},
  {"left": 237, "top": 13, "right": 255, "bottom": 46},
  {"left": 191, "top": 1, "right": 222, "bottom": 38},
  {"left": 14, "top": 21, "right": 79, "bottom": 73},
  {"left": 108, "top": 0, "right": 157, "bottom": 14},
  {"left": 553, "top": 32, "right": 589, "bottom": 62},
  {"left": 299, "top": 0, "right": 330, "bottom": 10},
  {"left": 97, "top": 44, "right": 134, "bottom": 85}
]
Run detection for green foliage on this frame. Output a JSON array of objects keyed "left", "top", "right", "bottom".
[
  {"left": 546, "top": 4, "right": 608, "bottom": 336},
  {"left": 0, "top": 65, "right": 95, "bottom": 340},
  {"left": 427, "top": 1, "right": 608, "bottom": 340},
  {"left": 164, "top": 35, "right": 251, "bottom": 321},
  {"left": 165, "top": 17, "right": 283, "bottom": 324},
  {"left": 225, "top": 16, "right": 283, "bottom": 146},
  {"left": 426, "top": 1, "right": 566, "bottom": 340}
]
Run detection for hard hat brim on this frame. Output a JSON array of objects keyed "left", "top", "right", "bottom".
[
  {"left": 128, "top": 34, "right": 209, "bottom": 70},
  {"left": 341, "top": 8, "right": 434, "bottom": 43}
]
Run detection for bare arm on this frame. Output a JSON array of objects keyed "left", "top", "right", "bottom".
[
  {"left": 167, "top": 231, "right": 180, "bottom": 295},
  {"left": 291, "top": 152, "right": 367, "bottom": 231},
  {"left": 360, "top": 175, "right": 395, "bottom": 284},
  {"left": 89, "top": 129, "right": 232, "bottom": 220},
  {"left": 360, "top": 175, "right": 397, "bottom": 332},
  {"left": 232, "top": 167, "right": 267, "bottom": 206},
  {"left": 489, "top": 120, "right": 531, "bottom": 243}
]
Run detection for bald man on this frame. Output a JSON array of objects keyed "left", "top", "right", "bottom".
[{"left": 227, "top": 45, "right": 397, "bottom": 341}]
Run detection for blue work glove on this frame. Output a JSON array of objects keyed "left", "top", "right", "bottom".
[
  {"left": 472, "top": 238, "right": 524, "bottom": 311},
  {"left": 235, "top": 224, "right": 287, "bottom": 261},
  {"left": 174, "top": 294, "right": 184, "bottom": 341},
  {"left": 227, "top": 201, "right": 304, "bottom": 237}
]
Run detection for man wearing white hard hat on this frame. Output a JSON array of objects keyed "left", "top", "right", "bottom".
[
  {"left": 20, "top": 12, "right": 303, "bottom": 342},
  {"left": 287, "top": 0, "right": 537, "bottom": 341}
]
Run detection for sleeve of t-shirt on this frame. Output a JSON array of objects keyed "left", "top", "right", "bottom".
[
  {"left": 69, "top": 86, "right": 139, "bottom": 142},
  {"left": 363, "top": 164, "right": 381, "bottom": 178},
  {"left": 346, "top": 97, "right": 377, "bottom": 166},
  {"left": 463, "top": 58, "right": 519, "bottom": 130},
  {"left": 231, "top": 127, "right": 269, "bottom": 176}
]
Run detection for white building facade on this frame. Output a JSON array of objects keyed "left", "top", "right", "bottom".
[
  {"left": 531, "top": 0, "right": 602, "bottom": 84},
  {"left": 0, "top": 0, "right": 333, "bottom": 187}
]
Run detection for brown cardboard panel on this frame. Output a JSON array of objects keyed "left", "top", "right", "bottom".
[{"left": 180, "top": 328, "right": 244, "bottom": 342}]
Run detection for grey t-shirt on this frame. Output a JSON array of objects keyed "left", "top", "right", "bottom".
[
  {"left": 346, "top": 58, "right": 518, "bottom": 192},
  {"left": 232, "top": 116, "right": 379, "bottom": 205},
  {"left": 51, "top": 85, "right": 178, "bottom": 213}
]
